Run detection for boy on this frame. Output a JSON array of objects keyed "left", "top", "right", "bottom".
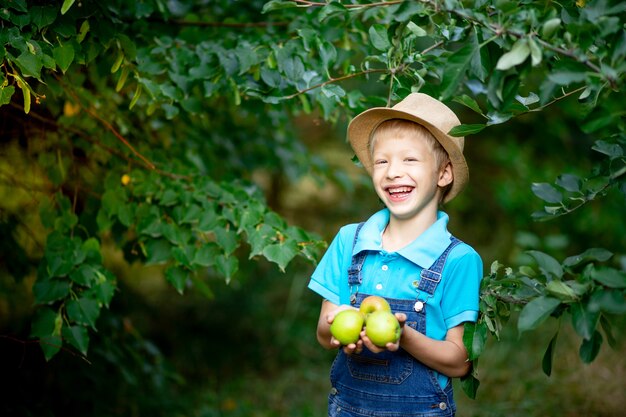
[{"left": 308, "top": 93, "right": 483, "bottom": 416}]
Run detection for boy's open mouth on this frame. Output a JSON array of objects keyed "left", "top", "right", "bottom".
[{"left": 386, "top": 186, "right": 414, "bottom": 200}]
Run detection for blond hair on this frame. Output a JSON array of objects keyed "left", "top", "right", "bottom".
[{"left": 370, "top": 119, "right": 450, "bottom": 170}]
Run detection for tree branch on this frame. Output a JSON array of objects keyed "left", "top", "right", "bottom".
[
  {"left": 293, "top": 0, "right": 404, "bottom": 8},
  {"left": 53, "top": 75, "right": 157, "bottom": 171},
  {"left": 144, "top": 17, "right": 289, "bottom": 28},
  {"left": 280, "top": 68, "right": 389, "bottom": 99},
  {"left": 528, "top": 86, "right": 587, "bottom": 112}
]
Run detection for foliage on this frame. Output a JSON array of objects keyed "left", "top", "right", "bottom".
[{"left": 1, "top": 0, "right": 625, "bottom": 411}]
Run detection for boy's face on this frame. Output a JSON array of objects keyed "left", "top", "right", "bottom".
[{"left": 371, "top": 130, "right": 452, "bottom": 221}]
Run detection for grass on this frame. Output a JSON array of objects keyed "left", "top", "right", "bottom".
[
  {"left": 184, "top": 313, "right": 625, "bottom": 417},
  {"left": 455, "top": 316, "right": 626, "bottom": 417}
]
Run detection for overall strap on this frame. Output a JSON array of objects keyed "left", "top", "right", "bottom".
[
  {"left": 347, "top": 222, "right": 366, "bottom": 286},
  {"left": 417, "top": 236, "right": 462, "bottom": 296}
]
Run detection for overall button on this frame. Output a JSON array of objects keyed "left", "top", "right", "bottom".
[
  {"left": 330, "top": 387, "right": 338, "bottom": 395},
  {"left": 438, "top": 402, "right": 447, "bottom": 410},
  {"left": 381, "top": 265, "right": 388, "bottom": 271},
  {"left": 375, "top": 283, "right": 383, "bottom": 290}
]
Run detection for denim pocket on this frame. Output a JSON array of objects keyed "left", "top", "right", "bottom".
[{"left": 346, "top": 321, "right": 417, "bottom": 384}]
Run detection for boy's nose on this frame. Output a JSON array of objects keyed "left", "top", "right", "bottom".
[{"left": 386, "top": 161, "right": 404, "bottom": 178}]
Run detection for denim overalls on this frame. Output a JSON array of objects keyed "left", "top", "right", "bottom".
[{"left": 328, "top": 223, "right": 461, "bottom": 417}]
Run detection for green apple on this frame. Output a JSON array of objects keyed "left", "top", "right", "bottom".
[
  {"left": 365, "top": 310, "right": 401, "bottom": 347},
  {"left": 330, "top": 309, "right": 365, "bottom": 345},
  {"left": 359, "top": 295, "right": 391, "bottom": 317}
]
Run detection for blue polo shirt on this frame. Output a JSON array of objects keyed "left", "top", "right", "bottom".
[{"left": 309, "top": 209, "right": 483, "bottom": 388}]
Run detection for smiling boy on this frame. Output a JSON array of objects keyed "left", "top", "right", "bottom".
[{"left": 309, "top": 93, "right": 483, "bottom": 416}]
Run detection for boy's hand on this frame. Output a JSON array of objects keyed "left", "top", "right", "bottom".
[
  {"left": 326, "top": 305, "right": 364, "bottom": 354},
  {"left": 361, "top": 312, "right": 406, "bottom": 353}
]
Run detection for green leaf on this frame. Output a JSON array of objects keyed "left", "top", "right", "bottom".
[
  {"left": 77, "top": 20, "right": 90, "bottom": 43},
  {"left": 53, "top": 43, "right": 75, "bottom": 74},
  {"left": 214, "top": 228, "right": 239, "bottom": 256},
  {"left": 369, "top": 24, "right": 391, "bottom": 52},
  {"left": 67, "top": 297, "right": 100, "bottom": 329},
  {"left": 516, "top": 92, "right": 540, "bottom": 106},
  {"left": 563, "top": 248, "right": 613, "bottom": 268},
  {"left": 531, "top": 183, "right": 563, "bottom": 204},
  {"left": 590, "top": 267, "right": 626, "bottom": 288},
  {"left": 30, "top": 307, "right": 59, "bottom": 338},
  {"left": 463, "top": 321, "right": 487, "bottom": 361},
  {"left": 16, "top": 51, "right": 43, "bottom": 79},
  {"left": 518, "top": 296, "right": 561, "bottom": 333},
  {"left": 453, "top": 95, "right": 484, "bottom": 115},
  {"left": 318, "top": 39, "right": 337, "bottom": 71},
  {"left": 262, "top": 239, "right": 299, "bottom": 272},
  {"left": 280, "top": 56, "right": 304, "bottom": 81},
  {"left": 440, "top": 40, "right": 478, "bottom": 100},
  {"left": 579, "top": 330, "right": 602, "bottom": 363},
  {"left": 165, "top": 266, "right": 188, "bottom": 294},
  {"left": 545, "top": 280, "right": 577, "bottom": 301},
  {"left": 144, "top": 238, "right": 172, "bottom": 265},
  {"left": 261, "top": 0, "right": 298, "bottom": 13},
  {"left": 588, "top": 288, "right": 626, "bottom": 315},
  {"left": 600, "top": 315, "right": 618, "bottom": 349},
  {"left": 31, "top": 308, "right": 62, "bottom": 361},
  {"left": 496, "top": 38, "right": 530, "bottom": 71},
  {"left": 82, "top": 238, "right": 102, "bottom": 264},
  {"left": 30, "top": 6, "right": 58, "bottom": 30},
  {"left": 40, "top": 335, "right": 63, "bottom": 361},
  {"left": 88, "top": 276, "right": 116, "bottom": 308},
  {"left": 555, "top": 174, "right": 582, "bottom": 193},
  {"left": 547, "top": 71, "right": 587, "bottom": 85},
  {"left": 570, "top": 302, "right": 600, "bottom": 340},
  {"left": 215, "top": 254, "right": 238, "bottom": 282},
  {"left": 405, "top": 21, "right": 427, "bottom": 37},
  {"left": 541, "top": 18, "right": 561, "bottom": 39},
  {"left": 193, "top": 243, "right": 220, "bottom": 267},
  {"left": 4, "top": 0, "right": 27, "bottom": 12},
  {"left": 542, "top": 332, "right": 558, "bottom": 376},
  {"left": 247, "top": 224, "right": 276, "bottom": 258},
  {"left": 461, "top": 371, "right": 480, "bottom": 400},
  {"left": 526, "top": 250, "right": 563, "bottom": 279},
  {"left": 528, "top": 38, "right": 542, "bottom": 66},
  {"left": 33, "top": 278, "right": 71, "bottom": 303},
  {"left": 449, "top": 124, "right": 486, "bottom": 137},
  {"left": 69, "top": 264, "right": 97, "bottom": 286},
  {"left": 62, "top": 325, "right": 89, "bottom": 355},
  {"left": 0, "top": 85, "right": 15, "bottom": 105},
  {"left": 162, "top": 223, "right": 191, "bottom": 246},
  {"left": 321, "top": 84, "right": 346, "bottom": 101},
  {"left": 61, "top": 0, "right": 76, "bottom": 15},
  {"left": 317, "top": 2, "right": 347, "bottom": 21},
  {"left": 592, "top": 140, "right": 623, "bottom": 159}
]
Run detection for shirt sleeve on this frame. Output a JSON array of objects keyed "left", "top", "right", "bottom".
[
  {"left": 440, "top": 246, "right": 483, "bottom": 329},
  {"left": 308, "top": 224, "right": 358, "bottom": 306}
]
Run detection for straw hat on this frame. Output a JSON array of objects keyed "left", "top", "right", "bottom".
[{"left": 347, "top": 93, "right": 468, "bottom": 203}]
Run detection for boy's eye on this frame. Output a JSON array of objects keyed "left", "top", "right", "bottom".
[{"left": 374, "top": 159, "right": 387, "bottom": 165}]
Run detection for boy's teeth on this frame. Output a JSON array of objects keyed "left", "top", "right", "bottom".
[{"left": 389, "top": 187, "right": 412, "bottom": 194}]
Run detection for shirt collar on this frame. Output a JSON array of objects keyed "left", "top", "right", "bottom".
[{"left": 352, "top": 208, "right": 452, "bottom": 269}]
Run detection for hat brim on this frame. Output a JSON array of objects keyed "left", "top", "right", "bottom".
[{"left": 347, "top": 107, "right": 468, "bottom": 204}]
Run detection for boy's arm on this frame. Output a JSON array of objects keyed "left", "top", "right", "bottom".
[
  {"left": 400, "top": 318, "right": 469, "bottom": 377},
  {"left": 316, "top": 300, "right": 363, "bottom": 354}
]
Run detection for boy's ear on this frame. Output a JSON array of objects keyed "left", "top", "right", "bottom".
[{"left": 438, "top": 162, "right": 453, "bottom": 188}]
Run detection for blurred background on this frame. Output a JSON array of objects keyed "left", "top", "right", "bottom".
[
  {"left": 2, "top": 103, "right": 625, "bottom": 416},
  {"left": 1, "top": 1, "right": 625, "bottom": 416}
]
